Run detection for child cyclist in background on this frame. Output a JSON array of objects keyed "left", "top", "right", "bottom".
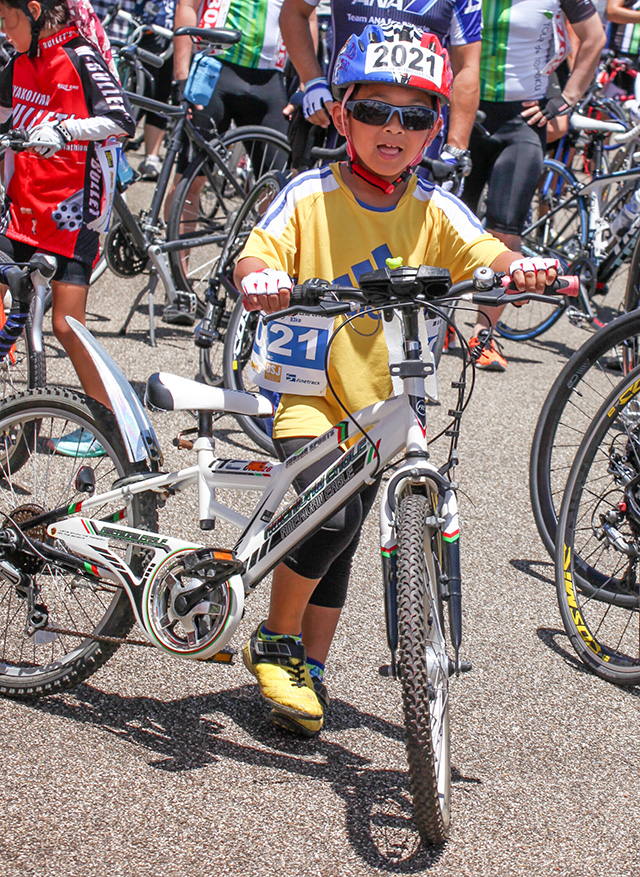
[
  {"left": 0, "top": 0, "right": 135, "bottom": 452},
  {"left": 235, "top": 23, "right": 559, "bottom": 737}
]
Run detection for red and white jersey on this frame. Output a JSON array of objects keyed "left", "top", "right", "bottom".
[{"left": 0, "top": 26, "right": 135, "bottom": 264}]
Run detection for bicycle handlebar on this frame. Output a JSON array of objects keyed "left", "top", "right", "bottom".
[
  {"left": 0, "top": 130, "right": 59, "bottom": 152},
  {"left": 262, "top": 267, "right": 578, "bottom": 323},
  {"left": 0, "top": 254, "right": 56, "bottom": 363},
  {"left": 174, "top": 26, "right": 243, "bottom": 47}
]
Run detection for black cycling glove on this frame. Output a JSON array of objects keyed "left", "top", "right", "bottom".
[{"left": 540, "top": 95, "right": 573, "bottom": 122}]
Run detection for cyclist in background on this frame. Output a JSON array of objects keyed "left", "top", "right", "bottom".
[
  {"left": 0, "top": 0, "right": 135, "bottom": 448},
  {"left": 279, "top": 0, "right": 482, "bottom": 187},
  {"left": 461, "top": 0, "right": 606, "bottom": 371},
  {"left": 234, "top": 24, "right": 558, "bottom": 738}
]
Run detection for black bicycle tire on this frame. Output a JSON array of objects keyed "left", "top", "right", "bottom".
[
  {"left": 0, "top": 387, "right": 158, "bottom": 699},
  {"left": 223, "top": 295, "right": 276, "bottom": 455},
  {"left": 396, "top": 493, "right": 451, "bottom": 844},
  {"left": 166, "top": 126, "right": 290, "bottom": 302},
  {"left": 0, "top": 302, "right": 46, "bottom": 473},
  {"left": 623, "top": 224, "right": 640, "bottom": 313},
  {"left": 555, "top": 366, "right": 640, "bottom": 684},
  {"left": 496, "top": 159, "right": 587, "bottom": 341},
  {"left": 530, "top": 308, "right": 640, "bottom": 558},
  {"left": 199, "top": 170, "right": 285, "bottom": 389}
]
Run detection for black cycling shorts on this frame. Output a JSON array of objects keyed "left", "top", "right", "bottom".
[
  {"left": 273, "top": 436, "right": 380, "bottom": 609},
  {"left": 463, "top": 100, "right": 547, "bottom": 236},
  {"left": 0, "top": 235, "right": 92, "bottom": 285},
  {"left": 177, "top": 62, "right": 288, "bottom": 174}
]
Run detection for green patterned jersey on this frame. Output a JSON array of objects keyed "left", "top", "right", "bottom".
[{"left": 197, "top": 0, "right": 286, "bottom": 70}]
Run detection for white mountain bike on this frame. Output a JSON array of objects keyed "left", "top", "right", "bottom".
[{"left": 0, "top": 263, "right": 575, "bottom": 843}]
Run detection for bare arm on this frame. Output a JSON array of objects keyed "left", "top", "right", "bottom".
[
  {"left": 606, "top": 0, "right": 640, "bottom": 25},
  {"left": 173, "top": 0, "right": 200, "bottom": 81},
  {"left": 280, "top": 0, "right": 333, "bottom": 127},
  {"left": 447, "top": 42, "right": 481, "bottom": 150},
  {"left": 562, "top": 14, "right": 608, "bottom": 106},
  {"left": 521, "top": 12, "right": 606, "bottom": 127}
]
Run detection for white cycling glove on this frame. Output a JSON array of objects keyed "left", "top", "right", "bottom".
[
  {"left": 241, "top": 270, "right": 293, "bottom": 311},
  {"left": 508, "top": 257, "right": 560, "bottom": 278},
  {"left": 302, "top": 77, "right": 333, "bottom": 121},
  {"left": 27, "top": 122, "right": 71, "bottom": 158}
]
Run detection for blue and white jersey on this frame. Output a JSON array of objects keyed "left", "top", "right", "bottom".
[{"left": 304, "top": 0, "right": 482, "bottom": 75}]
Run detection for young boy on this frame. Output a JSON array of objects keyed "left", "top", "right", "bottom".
[
  {"left": 234, "top": 23, "right": 558, "bottom": 737},
  {"left": 0, "top": 0, "right": 135, "bottom": 450}
]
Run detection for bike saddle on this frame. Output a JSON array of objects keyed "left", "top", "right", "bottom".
[{"left": 145, "top": 373, "right": 275, "bottom": 417}]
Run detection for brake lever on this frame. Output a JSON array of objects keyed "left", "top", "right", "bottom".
[{"left": 262, "top": 300, "right": 352, "bottom": 323}]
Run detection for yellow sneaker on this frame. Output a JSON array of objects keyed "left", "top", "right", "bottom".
[
  {"left": 270, "top": 677, "right": 329, "bottom": 738},
  {"left": 243, "top": 626, "right": 323, "bottom": 721}
]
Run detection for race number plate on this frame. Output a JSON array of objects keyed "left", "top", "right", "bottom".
[{"left": 364, "top": 42, "right": 444, "bottom": 87}]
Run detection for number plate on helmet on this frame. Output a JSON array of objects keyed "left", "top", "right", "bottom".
[{"left": 364, "top": 42, "right": 444, "bottom": 87}]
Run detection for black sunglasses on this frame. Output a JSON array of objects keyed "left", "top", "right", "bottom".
[{"left": 345, "top": 99, "right": 437, "bottom": 131}]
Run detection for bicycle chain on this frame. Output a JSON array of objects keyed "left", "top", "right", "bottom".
[{"left": 45, "top": 625, "right": 154, "bottom": 647}]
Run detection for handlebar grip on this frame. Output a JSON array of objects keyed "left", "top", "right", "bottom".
[
  {"left": 309, "top": 143, "right": 348, "bottom": 161},
  {"left": 121, "top": 44, "right": 164, "bottom": 69},
  {"left": 501, "top": 274, "right": 579, "bottom": 297}
]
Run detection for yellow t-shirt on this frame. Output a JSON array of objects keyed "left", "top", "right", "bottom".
[{"left": 240, "top": 163, "right": 508, "bottom": 438}]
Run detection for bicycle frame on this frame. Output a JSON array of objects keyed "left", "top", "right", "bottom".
[{"left": 43, "top": 311, "right": 460, "bottom": 664}]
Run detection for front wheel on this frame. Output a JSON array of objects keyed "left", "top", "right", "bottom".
[
  {"left": 396, "top": 494, "right": 451, "bottom": 844},
  {"left": 222, "top": 296, "right": 276, "bottom": 455},
  {"left": 0, "top": 388, "right": 158, "bottom": 699},
  {"left": 555, "top": 365, "right": 640, "bottom": 684},
  {"left": 199, "top": 170, "right": 286, "bottom": 388}
]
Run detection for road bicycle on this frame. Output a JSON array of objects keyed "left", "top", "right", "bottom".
[
  {"left": 555, "top": 359, "right": 640, "bottom": 685},
  {"left": 0, "top": 261, "right": 574, "bottom": 841},
  {"left": 100, "top": 29, "right": 290, "bottom": 343},
  {"left": 496, "top": 111, "right": 640, "bottom": 341}
]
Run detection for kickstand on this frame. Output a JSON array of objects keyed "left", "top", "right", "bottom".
[{"left": 119, "top": 273, "right": 158, "bottom": 347}]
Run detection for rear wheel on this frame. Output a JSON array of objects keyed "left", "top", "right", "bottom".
[
  {"left": 0, "top": 388, "right": 158, "bottom": 699},
  {"left": 555, "top": 366, "right": 640, "bottom": 684},
  {"left": 396, "top": 494, "right": 451, "bottom": 844},
  {"left": 167, "top": 127, "right": 290, "bottom": 304}
]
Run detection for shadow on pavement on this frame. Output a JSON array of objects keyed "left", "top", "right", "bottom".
[
  {"left": 537, "top": 627, "right": 640, "bottom": 696},
  {"left": 25, "top": 681, "right": 482, "bottom": 872},
  {"left": 510, "top": 558, "right": 554, "bottom": 587}
]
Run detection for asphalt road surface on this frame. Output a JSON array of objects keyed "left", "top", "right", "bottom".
[{"left": 1, "top": 188, "right": 639, "bottom": 877}]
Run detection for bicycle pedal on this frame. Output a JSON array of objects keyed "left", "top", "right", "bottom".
[
  {"left": 378, "top": 663, "right": 397, "bottom": 677},
  {"left": 204, "top": 647, "right": 236, "bottom": 664},
  {"left": 194, "top": 322, "right": 220, "bottom": 349}
]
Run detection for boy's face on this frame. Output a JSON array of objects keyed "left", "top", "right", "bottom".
[{"left": 331, "top": 82, "right": 442, "bottom": 183}]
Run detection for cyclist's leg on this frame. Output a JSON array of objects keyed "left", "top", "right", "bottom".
[{"left": 48, "top": 253, "right": 109, "bottom": 409}]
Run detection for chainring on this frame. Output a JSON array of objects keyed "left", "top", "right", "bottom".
[{"left": 105, "top": 222, "right": 147, "bottom": 277}]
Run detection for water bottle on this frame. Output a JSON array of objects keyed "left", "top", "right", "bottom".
[
  {"left": 117, "top": 152, "right": 135, "bottom": 190},
  {"left": 611, "top": 189, "right": 640, "bottom": 237}
]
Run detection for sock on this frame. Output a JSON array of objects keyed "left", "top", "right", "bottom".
[
  {"left": 307, "top": 657, "right": 325, "bottom": 681},
  {"left": 258, "top": 624, "right": 302, "bottom": 643}
]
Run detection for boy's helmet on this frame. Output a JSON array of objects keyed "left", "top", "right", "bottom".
[{"left": 332, "top": 23, "right": 453, "bottom": 106}]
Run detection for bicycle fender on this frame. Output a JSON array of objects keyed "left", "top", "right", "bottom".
[{"left": 66, "top": 316, "right": 162, "bottom": 465}]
